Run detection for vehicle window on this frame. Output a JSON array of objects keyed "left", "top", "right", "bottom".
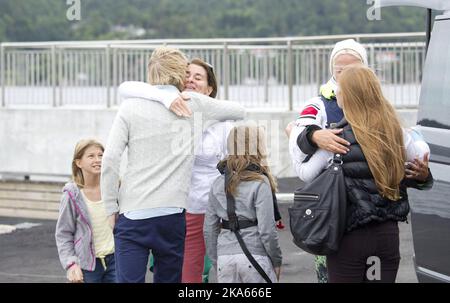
[{"left": 418, "top": 18, "right": 450, "bottom": 130}]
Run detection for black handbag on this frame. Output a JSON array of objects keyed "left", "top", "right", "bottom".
[{"left": 288, "top": 153, "right": 347, "bottom": 255}]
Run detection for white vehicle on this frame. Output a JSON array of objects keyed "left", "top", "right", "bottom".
[{"left": 380, "top": 0, "right": 450, "bottom": 283}]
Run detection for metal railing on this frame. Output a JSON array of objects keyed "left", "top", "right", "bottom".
[
  {"left": 0, "top": 32, "right": 426, "bottom": 110},
  {"left": 0, "top": 171, "right": 70, "bottom": 183}
]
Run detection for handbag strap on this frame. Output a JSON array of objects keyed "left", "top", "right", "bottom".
[
  {"left": 327, "top": 153, "right": 343, "bottom": 168},
  {"left": 224, "top": 168, "right": 273, "bottom": 283},
  {"left": 330, "top": 121, "right": 346, "bottom": 166},
  {"left": 332, "top": 153, "right": 343, "bottom": 165}
]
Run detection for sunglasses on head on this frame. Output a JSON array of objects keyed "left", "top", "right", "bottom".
[{"left": 204, "top": 61, "right": 214, "bottom": 72}]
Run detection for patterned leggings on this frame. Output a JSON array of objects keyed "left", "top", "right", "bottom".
[{"left": 315, "top": 255, "right": 328, "bottom": 283}]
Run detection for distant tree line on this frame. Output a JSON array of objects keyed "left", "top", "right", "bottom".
[{"left": 0, "top": 0, "right": 428, "bottom": 42}]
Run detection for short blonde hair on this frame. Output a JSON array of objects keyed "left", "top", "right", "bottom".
[{"left": 147, "top": 46, "right": 188, "bottom": 92}]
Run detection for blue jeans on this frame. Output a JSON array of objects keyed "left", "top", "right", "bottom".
[
  {"left": 114, "top": 211, "right": 186, "bottom": 283},
  {"left": 82, "top": 254, "right": 117, "bottom": 283}
]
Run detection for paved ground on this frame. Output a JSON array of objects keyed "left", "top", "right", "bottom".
[
  {"left": 0, "top": 211, "right": 417, "bottom": 283},
  {"left": 0, "top": 178, "right": 418, "bottom": 283}
]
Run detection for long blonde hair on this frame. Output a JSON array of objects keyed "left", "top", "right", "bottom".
[
  {"left": 71, "top": 139, "right": 104, "bottom": 188},
  {"left": 339, "top": 65, "right": 405, "bottom": 201},
  {"left": 221, "top": 125, "right": 278, "bottom": 196},
  {"left": 147, "top": 46, "right": 188, "bottom": 92}
]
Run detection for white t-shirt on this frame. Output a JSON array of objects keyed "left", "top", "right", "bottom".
[{"left": 187, "top": 121, "right": 234, "bottom": 214}]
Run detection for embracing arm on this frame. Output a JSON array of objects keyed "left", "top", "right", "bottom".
[
  {"left": 187, "top": 92, "right": 245, "bottom": 130},
  {"left": 403, "top": 130, "right": 433, "bottom": 190},
  {"left": 118, "top": 81, "right": 179, "bottom": 109},
  {"left": 101, "top": 105, "right": 130, "bottom": 216},
  {"left": 288, "top": 123, "right": 332, "bottom": 182},
  {"left": 286, "top": 100, "right": 349, "bottom": 155}
]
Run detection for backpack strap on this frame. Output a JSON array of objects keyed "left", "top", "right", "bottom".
[
  {"left": 221, "top": 219, "right": 257, "bottom": 230},
  {"left": 224, "top": 167, "right": 273, "bottom": 283},
  {"left": 218, "top": 161, "right": 282, "bottom": 222}
]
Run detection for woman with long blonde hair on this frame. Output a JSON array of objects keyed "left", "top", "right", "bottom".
[
  {"left": 204, "top": 124, "right": 282, "bottom": 283},
  {"left": 290, "top": 65, "right": 431, "bottom": 282}
]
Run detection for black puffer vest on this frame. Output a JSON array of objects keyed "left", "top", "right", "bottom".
[{"left": 336, "top": 120, "right": 410, "bottom": 233}]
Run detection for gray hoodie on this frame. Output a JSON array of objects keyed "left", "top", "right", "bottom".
[
  {"left": 55, "top": 182, "right": 97, "bottom": 271},
  {"left": 204, "top": 175, "right": 282, "bottom": 268}
]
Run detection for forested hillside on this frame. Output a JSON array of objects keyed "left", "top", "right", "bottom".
[{"left": 0, "top": 0, "right": 427, "bottom": 42}]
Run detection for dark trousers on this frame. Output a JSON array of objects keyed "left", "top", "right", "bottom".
[
  {"left": 82, "top": 254, "right": 117, "bottom": 283},
  {"left": 327, "top": 220, "right": 400, "bottom": 283},
  {"left": 113, "top": 211, "right": 186, "bottom": 283}
]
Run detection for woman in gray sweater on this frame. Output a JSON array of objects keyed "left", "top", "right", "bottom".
[{"left": 204, "top": 125, "right": 282, "bottom": 283}]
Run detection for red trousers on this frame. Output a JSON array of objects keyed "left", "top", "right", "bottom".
[{"left": 182, "top": 213, "right": 206, "bottom": 283}]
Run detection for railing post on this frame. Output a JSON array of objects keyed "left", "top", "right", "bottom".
[
  {"left": 51, "top": 45, "right": 57, "bottom": 107},
  {"left": 315, "top": 46, "right": 320, "bottom": 95},
  {"left": 106, "top": 44, "right": 111, "bottom": 107},
  {"left": 113, "top": 47, "right": 119, "bottom": 106},
  {"left": 1, "top": 44, "right": 5, "bottom": 107},
  {"left": 264, "top": 51, "right": 269, "bottom": 103},
  {"left": 370, "top": 44, "right": 375, "bottom": 67},
  {"left": 58, "top": 48, "right": 63, "bottom": 106},
  {"left": 223, "top": 42, "right": 229, "bottom": 100},
  {"left": 287, "top": 40, "right": 293, "bottom": 111}
]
